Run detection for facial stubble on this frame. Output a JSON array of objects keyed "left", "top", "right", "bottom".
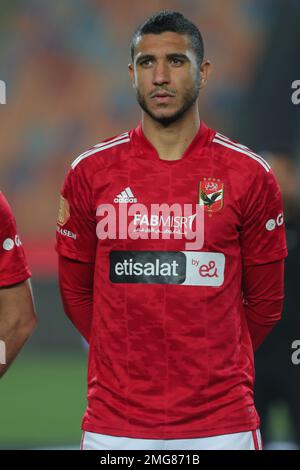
[{"left": 135, "top": 72, "right": 201, "bottom": 126}]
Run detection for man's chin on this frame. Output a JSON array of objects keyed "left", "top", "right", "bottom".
[
  {"left": 146, "top": 108, "right": 183, "bottom": 126},
  {"left": 137, "top": 96, "right": 188, "bottom": 126}
]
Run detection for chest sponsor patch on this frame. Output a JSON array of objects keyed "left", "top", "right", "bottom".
[{"left": 110, "top": 251, "right": 225, "bottom": 286}]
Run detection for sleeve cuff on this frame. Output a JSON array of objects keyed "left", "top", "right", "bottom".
[{"left": 0, "top": 268, "right": 32, "bottom": 288}]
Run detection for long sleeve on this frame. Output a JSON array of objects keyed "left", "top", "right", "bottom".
[
  {"left": 0, "top": 192, "right": 31, "bottom": 287},
  {"left": 242, "top": 259, "right": 285, "bottom": 352},
  {"left": 58, "top": 254, "right": 94, "bottom": 343}
]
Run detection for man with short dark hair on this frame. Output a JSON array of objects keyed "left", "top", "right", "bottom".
[
  {"left": 0, "top": 192, "right": 36, "bottom": 377},
  {"left": 56, "top": 10, "right": 287, "bottom": 450}
]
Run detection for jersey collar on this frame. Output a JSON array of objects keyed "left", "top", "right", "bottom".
[{"left": 132, "top": 119, "right": 210, "bottom": 164}]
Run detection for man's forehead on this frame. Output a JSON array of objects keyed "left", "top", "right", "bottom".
[{"left": 135, "top": 31, "right": 191, "bottom": 55}]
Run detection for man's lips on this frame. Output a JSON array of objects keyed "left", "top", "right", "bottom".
[
  {"left": 151, "top": 92, "right": 175, "bottom": 104},
  {"left": 152, "top": 92, "right": 175, "bottom": 98}
]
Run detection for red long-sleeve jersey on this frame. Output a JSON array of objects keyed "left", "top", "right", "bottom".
[{"left": 56, "top": 121, "right": 287, "bottom": 439}]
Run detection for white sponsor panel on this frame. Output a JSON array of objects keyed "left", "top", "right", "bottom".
[
  {"left": 183, "top": 251, "right": 225, "bottom": 286},
  {"left": 110, "top": 250, "right": 225, "bottom": 286}
]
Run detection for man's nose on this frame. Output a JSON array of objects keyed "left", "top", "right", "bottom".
[{"left": 152, "top": 61, "right": 171, "bottom": 85}]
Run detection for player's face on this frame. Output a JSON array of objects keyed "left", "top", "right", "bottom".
[{"left": 129, "top": 32, "right": 209, "bottom": 125}]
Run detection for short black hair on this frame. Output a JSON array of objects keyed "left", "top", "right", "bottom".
[{"left": 130, "top": 10, "right": 204, "bottom": 66}]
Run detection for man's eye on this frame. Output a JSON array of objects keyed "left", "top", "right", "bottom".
[
  {"left": 171, "top": 58, "right": 183, "bottom": 65},
  {"left": 141, "top": 59, "right": 152, "bottom": 66}
]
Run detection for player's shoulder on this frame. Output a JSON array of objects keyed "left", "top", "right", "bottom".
[
  {"left": 70, "top": 130, "right": 132, "bottom": 172},
  {"left": 211, "top": 130, "right": 271, "bottom": 175},
  {"left": 0, "top": 191, "right": 9, "bottom": 211},
  {"left": 0, "top": 191, "right": 13, "bottom": 219}
]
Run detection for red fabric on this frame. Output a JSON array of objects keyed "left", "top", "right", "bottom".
[
  {"left": 56, "top": 121, "right": 288, "bottom": 439},
  {"left": 252, "top": 430, "right": 260, "bottom": 450},
  {"left": 58, "top": 255, "right": 94, "bottom": 342},
  {"left": 0, "top": 192, "right": 31, "bottom": 287},
  {"left": 59, "top": 257, "right": 285, "bottom": 352},
  {"left": 242, "top": 259, "right": 285, "bottom": 352}
]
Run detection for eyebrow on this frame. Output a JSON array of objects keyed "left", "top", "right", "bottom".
[{"left": 136, "top": 53, "right": 190, "bottom": 64}]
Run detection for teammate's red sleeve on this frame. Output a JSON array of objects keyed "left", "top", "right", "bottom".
[
  {"left": 242, "top": 259, "right": 285, "bottom": 351},
  {"left": 0, "top": 192, "right": 31, "bottom": 287},
  {"left": 240, "top": 166, "right": 288, "bottom": 265},
  {"left": 58, "top": 254, "right": 94, "bottom": 342}
]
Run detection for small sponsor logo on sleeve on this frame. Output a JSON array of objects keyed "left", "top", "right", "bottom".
[
  {"left": 2, "top": 235, "right": 22, "bottom": 251},
  {"left": 57, "top": 195, "right": 70, "bottom": 226},
  {"left": 3, "top": 238, "right": 14, "bottom": 251},
  {"left": 265, "top": 219, "right": 276, "bottom": 231},
  {"left": 56, "top": 226, "right": 77, "bottom": 240},
  {"left": 265, "top": 212, "right": 284, "bottom": 231}
]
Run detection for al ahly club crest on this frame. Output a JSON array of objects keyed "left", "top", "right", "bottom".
[{"left": 198, "top": 178, "right": 224, "bottom": 213}]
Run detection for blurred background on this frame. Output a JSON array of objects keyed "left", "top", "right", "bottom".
[{"left": 0, "top": 0, "right": 299, "bottom": 450}]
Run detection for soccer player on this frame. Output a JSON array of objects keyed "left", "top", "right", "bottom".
[
  {"left": 0, "top": 192, "right": 36, "bottom": 377},
  {"left": 56, "top": 11, "right": 287, "bottom": 450}
]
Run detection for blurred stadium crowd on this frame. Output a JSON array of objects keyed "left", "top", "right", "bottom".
[{"left": 0, "top": 0, "right": 299, "bottom": 450}]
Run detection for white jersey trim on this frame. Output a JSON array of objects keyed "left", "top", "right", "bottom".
[
  {"left": 71, "top": 133, "right": 130, "bottom": 169},
  {"left": 81, "top": 429, "right": 262, "bottom": 450},
  {"left": 215, "top": 132, "right": 271, "bottom": 169},
  {"left": 94, "top": 132, "right": 129, "bottom": 148},
  {"left": 74, "top": 133, "right": 129, "bottom": 162},
  {"left": 213, "top": 133, "right": 271, "bottom": 173}
]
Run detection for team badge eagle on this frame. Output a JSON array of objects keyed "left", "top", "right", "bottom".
[{"left": 198, "top": 180, "right": 224, "bottom": 213}]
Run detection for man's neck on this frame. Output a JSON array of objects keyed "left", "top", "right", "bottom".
[{"left": 141, "top": 110, "right": 200, "bottom": 161}]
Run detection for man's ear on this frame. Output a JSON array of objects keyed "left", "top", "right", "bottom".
[
  {"left": 199, "top": 59, "right": 212, "bottom": 89},
  {"left": 128, "top": 63, "right": 136, "bottom": 89}
]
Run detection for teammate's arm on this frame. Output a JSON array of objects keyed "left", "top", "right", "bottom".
[
  {"left": 0, "top": 279, "right": 36, "bottom": 377},
  {"left": 242, "top": 259, "right": 285, "bottom": 351},
  {"left": 58, "top": 255, "right": 94, "bottom": 343}
]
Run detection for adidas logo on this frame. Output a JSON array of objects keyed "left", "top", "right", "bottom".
[{"left": 114, "top": 187, "right": 137, "bottom": 203}]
